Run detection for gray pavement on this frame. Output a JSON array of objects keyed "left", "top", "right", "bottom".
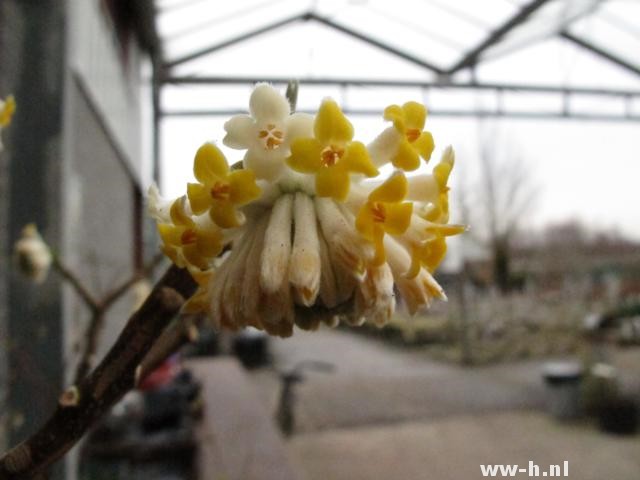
[{"left": 247, "top": 327, "right": 640, "bottom": 480}]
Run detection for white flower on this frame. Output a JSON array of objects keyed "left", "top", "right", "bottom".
[
  {"left": 14, "top": 224, "right": 52, "bottom": 284},
  {"left": 223, "top": 83, "right": 313, "bottom": 181}
]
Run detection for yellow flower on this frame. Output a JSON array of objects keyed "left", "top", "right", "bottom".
[
  {"left": 287, "top": 99, "right": 378, "bottom": 202},
  {"left": 183, "top": 269, "right": 215, "bottom": 314},
  {"left": 157, "top": 196, "right": 223, "bottom": 270},
  {"left": 383, "top": 101, "right": 435, "bottom": 171},
  {"left": 186, "top": 143, "right": 261, "bottom": 228},
  {"left": 0, "top": 95, "right": 16, "bottom": 127},
  {"left": 355, "top": 172, "right": 413, "bottom": 265},
  {"left": 0, "top": 95, "right": 16, "bottom": 152}
]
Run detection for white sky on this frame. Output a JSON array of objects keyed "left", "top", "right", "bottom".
[{"left": 158, "top": 0, "right": 640, "bottom": 242}]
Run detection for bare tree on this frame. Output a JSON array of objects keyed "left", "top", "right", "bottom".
[{"left": 467, "top": 124, "right": 538, "bottom": 294}]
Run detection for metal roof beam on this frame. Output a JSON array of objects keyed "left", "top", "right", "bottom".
[
  {"left": 163, "top": 12, "right": 309, "bottom": 69},
  {"left": 447, "top": 0, "right": 554, "bottom": 75},
  {"left": 560, "top": 31, "right": 640, "bottom": 77},
  {"left": 307, "top": 13, "right": 445, "bottom": 75},
  {"left": 161, "top": 108, "right": 640, "bottom": 123},
  {"left": 162, "top": 75, "right": 640, "bottom": 97}
]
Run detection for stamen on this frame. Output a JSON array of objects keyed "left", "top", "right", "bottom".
[
  {"left": 180, "top": 229, "right": 197, "bottom": 245},
  {"left": 258, "top": 123, "right": 284, "bottom": 150},
  {"left": 210, "top": 182, "right": 231, "bottom": 200},
  {"left": 371, "top": 202, "right": 386, "bottom": 223},
  {"left": 406, "top": 128, "right": 421, "bottom": 143},
  {"left": 320, "top": 146, "right": 344, "bottom": 167}
]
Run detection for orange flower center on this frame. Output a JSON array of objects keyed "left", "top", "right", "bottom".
[
  {"left": 370, "top": 202, "right": 386, "bottom": 223},
  {"left": 320, "top": 145, "right": 345, "bottom": 167},
  {"left": 258, "top": 123, "right": 284, "bottom": 150},
  {"left": 406, "top": 128, "right": 421, "bottom": 143},
  {"left": 210, "top": 182, "right": 231, "bottom": 200},
  {"left": 181, "top": 229, "right": 197, "bottom": 245}
]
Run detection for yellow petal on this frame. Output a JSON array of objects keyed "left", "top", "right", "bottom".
[
  {"left": 383, "top": 202, "right": 413, "bottom": 235},
  {"left": 372, "top": 229, "right": 386, "bottom": 265},
  {"left": 157, "top": 223, "right": 183, "bottom": 247},
  {"left": 182, "top": 244, "right": 209, "bottom": 270},
  {"left": 316, "top": 166, "right": 350, "bottom": 202},
  {"left": 422, "top": 237, "right": 447, "bottom": 271},
  {"left": 314, "top": 99, "right": 353, "bottom": 145},
  {"left": 0, "top": 95, "right": 16, "bottom": 126},
  {"left": 161, "top": 244, "right": 179, "bottom": 265},
  {"left": 342, "top": 141, "right": 379, "bottom": 177},
  {"left": 383, "top": 104, "right": 405, "bottom": 132},
  {"left": 209, "top": 200, "right": 240, "bottom": 228},
  {"left": 369, "top": 171, "right": 408, "bottom": 203},
  {"left": 402, "top": 102, "right": 427, "bottom": 130},
  {"left": 405, "top": 249, "right": 422, "bottom": 279},
  {"left": 414, "top": 131, "right": 435, "bottom": 161},
  {"left": 355, "top": 205, "right": 376, "bottom": 241},
  {"left": 196, "top": 227, "right": 223, "bottom": 258},
  {"left": 392, "top": 140, "right": 420, "bottom": 171},
  {"left": 433, "top": 154, "right": 453, "bottom": 189},
  {"left": 287, "top": 137, "right": 323, "bottom": 173},
  {"left": 169, "top": 197, "right": 194, "bottom": 226},
  {"left": 194, "top": 143, "right": 229, "bottom": 184},
  {"left": 228, "top": 169, "right": 261, "bottom": 205},
  {"left": 187, "top": 183, "right": 212, "bottom": 216}
]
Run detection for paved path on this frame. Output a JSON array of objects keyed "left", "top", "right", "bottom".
[
  {"left": 289, "top": 411, "right": 640, "bottom": 480},
  {"left": 251, "top": 328, "right": 548, "bottom": 432},
  {"left": 247, "top": 328, "right": 640, "bottom": 480}
]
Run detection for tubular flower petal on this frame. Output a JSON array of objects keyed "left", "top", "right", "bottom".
[
  {"left": 287, "top": 99, "right": 379, "bottom": 202},
  {"left": 150, "top": 84, "right": 465, "bottom": 337},
  {"left": 223, "top": 83, "right": 313, "bottom": 181},
  {"left": 383, "top": 101, "right": 435, "bottom": 171},
  {"left": 187, "top": 142, "right": 261, "bottom": 229}
]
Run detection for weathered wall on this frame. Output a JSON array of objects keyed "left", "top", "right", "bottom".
[
  {"left": 61, "top": 76, "right": 138, "bottom": 380},
  {"left": 0, "top": 1, "right": 66, "bottom": 471}
]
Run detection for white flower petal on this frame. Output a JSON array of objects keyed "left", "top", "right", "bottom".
[
  {"left": 283, "top": 112, "right": 314, "bottom": 147},
  {"left": 243, "top": 148, "right": 285, "bottom": 181},
  {"left": 260, "top": 194, "right": 293, "bottom": 293},
  {"left": 223, "top": 114, "right": 255, "bottom": 149},
  {"left": 249, "top": 83, "right": 290, "bottom": 122},
  {"left": 367, "top": 126, "right": 401, "bottom": 167},
  {"left": 289, "top": 193, "right": 321, "bottom": 306}
]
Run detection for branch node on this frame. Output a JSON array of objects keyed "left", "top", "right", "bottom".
[{"left": 58, "top": 386, "right": 80, "bottom": 408}]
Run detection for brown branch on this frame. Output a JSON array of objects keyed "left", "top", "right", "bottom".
[
  {"left": 51, "top": 256, "right": 99, "bottom": 312},
  {"left": 0, "top": 265, "right": 197, "bottom": 479},
  {"left": 136, "top": 313, "right": 205, "bottom": 384},
  {"left": 100, "top": 252, "right": 165, "bottom": 310},
  {"left": 73, "top": 252, "right": 166, "bottom": 383},
  {"left": 72, "top": 312, "right": 104, "bottom": 384}
]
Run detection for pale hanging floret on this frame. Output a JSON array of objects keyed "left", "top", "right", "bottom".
[
  {"left": 223, "top": 83, "right": 314, "bottom": 181},
  {"left": 289, "top": 192, "right": 321, "bottom": 306},
  {"left": 260, "top": 194, "right": 293, "bottom": 293},
  {"left": 14, "top": 223, "right": 52, "bottom": 284}
]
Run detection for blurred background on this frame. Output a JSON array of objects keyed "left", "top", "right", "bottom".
[{"left": 0, "top": 0, "right": 639, "bottom": 479}]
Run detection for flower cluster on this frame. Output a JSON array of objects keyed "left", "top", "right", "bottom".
[
  {"left": 0, "top": 94, "right": 16, "bottom": 152},
  {"left": 151, "top": 84, "right": 464, "bottom": 337}
]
